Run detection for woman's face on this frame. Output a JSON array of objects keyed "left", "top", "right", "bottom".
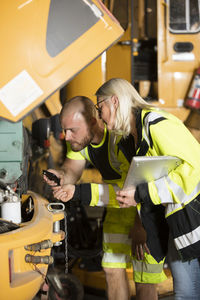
[{"left": 96, "top": 96, "right": 117, "bottom": 130}]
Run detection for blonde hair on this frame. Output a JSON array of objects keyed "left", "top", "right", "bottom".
[{"left": 95, "top": 78, "right": 152, "bottom": 136}]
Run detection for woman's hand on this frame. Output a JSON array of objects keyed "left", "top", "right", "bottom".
[
  {"left": 116, "top": 188, "right": 137, "bottom": 207},
  {"left": 52, "top": 184, "right": 75, "bottom": 202},
  {"left": 129, "top": 213, "right": 150, "bottom": 260}
]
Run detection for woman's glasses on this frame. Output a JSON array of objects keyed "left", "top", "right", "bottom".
[{"left": 94, "top": 97, "right": 110, "bottom": 117}]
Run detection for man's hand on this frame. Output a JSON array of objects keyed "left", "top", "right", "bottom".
[
  {"left": 52, "top": 184, "right": 75, "bottom": 202},
  {"left": 116, "top": 188, "right": 137, "bottom": 207},
  {"left": 43, "top": 169, "right": 64, "bottom": 186},
  {"left": 129, "top": 213, "right": 150, "bottom": 260}
]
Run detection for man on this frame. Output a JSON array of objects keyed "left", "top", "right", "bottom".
[{"left": 44, "top": 96, "right": 167, "bottom": 300}]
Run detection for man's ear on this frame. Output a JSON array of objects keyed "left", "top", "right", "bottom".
[
  {"left": 90, "top": 117, "right": 97, "bottom": 126},
  {"left": 111, "top": 95, "right": 119, "bottom": 109}
]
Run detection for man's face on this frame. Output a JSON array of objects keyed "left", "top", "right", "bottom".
[{"left": 61, "top": 113, "right": 94, "bottom": 151}]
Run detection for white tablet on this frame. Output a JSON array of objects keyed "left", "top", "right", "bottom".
[{"left": 123, "top": 156, "right": 182, "bottom": 190}]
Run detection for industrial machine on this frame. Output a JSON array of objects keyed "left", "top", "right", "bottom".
[
  {"left": 0, "top": 1, "right": 124, "bottom": 299},
  {"left": 1, "top": 0, "right": 199, "bottom": 298},
  {"left": 59, "top": 0, "right": 200, "bottom": 296},
  {"left": 66, "top": 0, "right": 200, "bottom": 121}
]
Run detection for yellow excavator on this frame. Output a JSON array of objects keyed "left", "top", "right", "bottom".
[{"left": 0, "top": 1, "right": 124, "bottom": 299}]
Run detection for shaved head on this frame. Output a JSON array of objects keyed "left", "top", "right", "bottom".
[
  {"left": 60, "top": 96, "right": 97, "bottom": 151},
  {"left": 60, "top": 96, "right": 97, "bottom": 125}
]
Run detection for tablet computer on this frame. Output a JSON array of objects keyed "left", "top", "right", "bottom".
[{"left": 123, "top": 156, "right": 182, "bottom": 190}]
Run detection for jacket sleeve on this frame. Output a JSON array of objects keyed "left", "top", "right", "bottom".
[
  {"left": 73, "top": 183, "right": 120, "bottom": 207},
  {"left": 143, "top": 116, "right": 200, "bottom": 206}
]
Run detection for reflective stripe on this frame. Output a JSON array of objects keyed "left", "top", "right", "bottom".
[
  {"left": 174, "top": 225, "right": 200, "bottom": 250},
  {"left": 165, "top": 203, "right": 182, "bottom": 217},
  {"left": 80, "top": 147, "right": 92, "bottom": 163},
  {"left": 166, "top": 179, "right": 200, "bottom": 215},
  {"left": 132, "top": 259, "right": 164, "bottom": 274},
  {"left": 102, "top": 252, "right": 131, "bottom": 264},
  {"left": 144, "top": 111, "right": 163, "bottom": 126},
  {"left": 90, "top": 184, "right": 119, "bottom": 207},
  {"left": 153, "top": 175, "right": 200, "bottom": 215},
  {"left": 143, "top": 111, "right": 163, "bottom": 147},
  {"left": 154, "top": 177, "right": 173, "bottom": 204},
  {"left": 103, "top": 233, "right": 131, "bottom": 245},
  {"left": 166, "top": 176, "right": 186, "bottom": 200},
  {"left": 96, "top": 184, "right": 109, "bottom": 206}
]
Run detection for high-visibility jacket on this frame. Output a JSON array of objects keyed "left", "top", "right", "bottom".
[
  {"left": 69, "top": 127, "right": 134, "bottom": 207},
  {"left": 67, "top": 124, "right": 138, "bottom": 265},
  {"left": 134, "top": 108, "right": 200, "bottom": 261},
  {"left": 67, "top": 124, "right": 135, "bottom": 195},
  {"left": 68, "top": 124, "right": 169, "bottom": 279},
  {"left": 73, "top": 108, "right": 200, "bottom": 261},
  {"left": 69, "top": 122, "right": 169, "bottom": 262}
]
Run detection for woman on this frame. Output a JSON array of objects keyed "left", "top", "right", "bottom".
[{"left": 94, "top": 78, "right": 200, "bottom": 300}]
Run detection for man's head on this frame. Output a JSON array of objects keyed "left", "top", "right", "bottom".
[{"left": 60, "top": 96, "right": 98, "bottom": 151}]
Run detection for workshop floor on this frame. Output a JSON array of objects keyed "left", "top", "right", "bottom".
[
  {"left": 72, "top": 260, "right": 174, "bottom": 300},
  {"left": 84, "top": 297, "right": 174, "bottom": 300},
  {"left": 83, "top": 290, "right": 174, "bottom": 300}
]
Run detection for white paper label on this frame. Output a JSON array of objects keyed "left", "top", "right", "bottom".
[{"left": 0, "top": 70, "right": 43, "bottom": 116}]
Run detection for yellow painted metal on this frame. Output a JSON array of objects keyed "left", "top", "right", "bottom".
[
  {"left": 106, "top": 27, "right": 131, "bottom": 82},
  {"left": 44, "top": 91, "right": 62, "bottom": 115},
  {"left": 0, "top": 191, "right": 64, "bottom": 300},
  {"left": 0, "top": 0, "right": 124, "bottom": 122},
  {"left": 157, "top": 0, "right": 200, "bottom": 109},
  {"left": 66, "top": 56, "right": 105, "bottom": 104},
  {"left": 0, "top": 3, "right": 124, "bottom": 297},
  {"left": 105, "top": 0, "right": 199, "bottom": 121}
]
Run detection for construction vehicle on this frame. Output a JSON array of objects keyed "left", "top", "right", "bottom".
[
  {"left": 61, "top": 0, "right": 200, "bottom": 297},
  {"left": 0, "top": 1, "right": 123, "bottom": 299},
  {"left": 66, "top": 0, "right": 200, "bottom": 121},
  {"left": 1, "top": 0, "right": 200, "bottom": 298}
]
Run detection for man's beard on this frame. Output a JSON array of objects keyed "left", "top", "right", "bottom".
[{"left": 70, "top": 131, "right": 94, "bottom": 152}]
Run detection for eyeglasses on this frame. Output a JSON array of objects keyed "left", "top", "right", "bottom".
[{"left": 94, "top": 97, "right": 110, "bottom": 116}]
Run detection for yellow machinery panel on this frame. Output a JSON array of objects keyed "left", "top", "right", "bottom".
[
  {"left": 157, "top": 0, "right": 200, "bottom": 109},
  {"left": 0, "top": 2, "right": 124, "bottom": 299},
  {"left": 0, "top": 192, "right": 65, "bottom": 300},
  {"left": 0, "top": 0, "right": 124, "bottom": 122}
]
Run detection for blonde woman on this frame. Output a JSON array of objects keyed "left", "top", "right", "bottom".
[{"left": 95, "top": 78, "right": 200, "bottom": 300}]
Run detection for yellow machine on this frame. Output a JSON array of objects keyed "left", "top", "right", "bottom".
[
  {"left": 1, "top": 0, "right": 199, "bottom": 299},
  {"left": 0, "top": 1, "right": 124, "bottom": 299},
  {"left": 62, "top": 0, "right": 200, "bottom": 296},
  {"left": 66, "top": 0, "right": 200, "bottom": 122}
]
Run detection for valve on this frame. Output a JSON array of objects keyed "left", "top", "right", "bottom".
[
  {"left": 25, "top": 254, "right": 54, "bottom": 265},
  {"left": 24, "top": 239, "right": 53, "bottom": 251}
]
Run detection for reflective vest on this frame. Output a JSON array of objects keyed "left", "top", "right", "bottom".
[
  {"left": 68, "top": 121, "right": 169, "bottom": 262},
  {"left": 135, "top": 108, "right": 200, "bottom": 261},
  {"left": 66, "top": 124, "right": 135, "bottom": 208}
]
